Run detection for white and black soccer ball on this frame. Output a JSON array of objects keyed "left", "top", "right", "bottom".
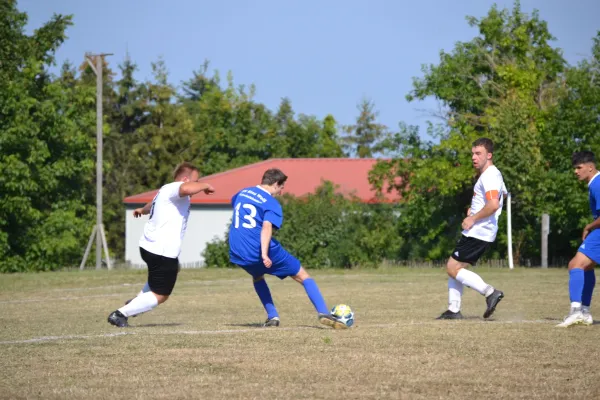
[{"left": 331, "top": 304, "right": 354, "bottom": 328}]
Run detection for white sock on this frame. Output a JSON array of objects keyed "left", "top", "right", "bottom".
[
  {"left": 118, "top": 292, "right": 158, "bottom": 317},
  {"left": 571, "top": 302, "right": 582, "bottom": 309},
  {"left": 582, "top": 305, "right": 590, "bottom": 313},
  {"left": 456, "top": 269, "right": 494, "bottom": 297},
  {"left": 448, "top": 277, "right": 463, "bottom": 313}
]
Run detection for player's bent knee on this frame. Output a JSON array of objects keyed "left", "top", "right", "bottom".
[
  {"left": 568, "top": 252, "right": 594, "bottom": 271},
  {"left": 568, "top": 259, "right": 586, "bottom": 271},
  {"left": 253, "top": 275, "right": 265, "bottom": 283},
  {"left": 446, "top": 258, "right": 462, "bottom": 278},
  {"left": 153, "top": 293, "right": 169, "bottom": 304},
  {"left": 292, "top": 267, "right": 310, "bottom": 283}
]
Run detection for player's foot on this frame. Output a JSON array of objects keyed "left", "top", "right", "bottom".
[
  {"left": 107, "top": 310, "right": 129, "bottom": 328},
  {"left": 582, "top": 307, "right": 593, "bottom": 326},
  {"left": 436, "top": 310, "right": 464, "bottom": 320},
  {"left": 318, "top": 313, "right": 348, "bottom": 330},
  {"left": 483, "top": 289, "right": 504, "bottom": 318},
  {"left": 263, "top": 317, "right": 280, "bottom": 327},
  {"left": 556, "top": 308, "right": 586, "bottom": 328}
]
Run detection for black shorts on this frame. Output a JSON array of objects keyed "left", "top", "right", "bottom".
[
  {"left": 450, "top": 235, "right": 490, "bottom": 265},
  {"left": 140, "top": 247, "right": 180, "bottom": 296}
]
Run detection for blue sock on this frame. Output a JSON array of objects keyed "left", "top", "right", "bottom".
[
  {"left": 253, "top": 278, "right": 279, "bottom": 319},
  {"left": 303, "top": 278, "right": 329, "bottom": 315},
  {"left": 569, "top": 269, "right": 585, "bottom": 304},
  {"left": 582, "top": 269, "right": 596, "bottom": 307}
]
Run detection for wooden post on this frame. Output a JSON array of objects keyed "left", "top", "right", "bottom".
[{"left": 541, "top": 213, "right": 550, "bottom": 268}]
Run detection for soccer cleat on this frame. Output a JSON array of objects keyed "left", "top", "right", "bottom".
[
  {"left": 436, "top": 310, "right": 464, "bottom": 320},
  {"left": 107, "top": 310, "right": 129, "bottom": 328},
  {"left": 483, "top": 289, "right": 504, "bottom": 318},
  {"left": 318, "top": 313, "right": 348, "bottom": 330},
  {"left": 556, "top": 308, "right": 586, "bottom": 328},
  {"left": 582, "top": 308, "right": 593, "bottom": 326},
  {"left": 263, "top": 317, "right": 280, "bottom": 327},
  {"left": 581, "top": 311, "right": 594, "bottom": 325}
]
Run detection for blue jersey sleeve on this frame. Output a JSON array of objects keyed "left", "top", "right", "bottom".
[
  {"left": 591, "top": 181, "right": 600, "bottom": 219},
  {"left": 264, "top": 201, "right": 283, "bottom": 229}
]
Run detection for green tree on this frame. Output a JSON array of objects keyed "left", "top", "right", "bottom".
[
  {"left": 0, "top": 1, "right": 96, "bottom": 271},
  {"left": 343, "top": 98, "right": 388, "bottom": 158},
  {"left": 129, "top": 58, "right": 195, "bottom": 187},
  {"left": 372, "top": 2, "right": 574, "bottom": 263}
]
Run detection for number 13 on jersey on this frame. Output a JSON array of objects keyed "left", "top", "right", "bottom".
[{"left": 234, "top": 202, "right": 257, "bottom": 229}]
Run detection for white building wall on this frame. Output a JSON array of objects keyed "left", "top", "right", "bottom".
[{"left": 125, "top": 205, "right": 232, "bottom": 267}]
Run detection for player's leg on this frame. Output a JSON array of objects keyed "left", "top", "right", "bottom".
[
  {"left": 290, "top": 267, "right": 347, "bottom": 329},
  {"left": 437, "top": 256, "right": 465, "bottom": 319},
  {"left": 124, "top": 282, "right": 152, "bottom": 315},
  {"left": 127, "top": 282, "right": 151, "bottom": 303},
  {"left": 108, "top": 251, "right": 177, "bottom": 327},
  {"left": 291, "top": 267, "right": 329, "bottom": 315},
  {"left": 441, "top": 236, "right": 503, "bottom": 319},
  {"left": 252, "top": 274, "right": 280, "bottom": 327},
  {"left": 582, "top": 266, "right": 596, "bottom": 325},
  {"left": 557, "top": 251, "right": 596, "bottom": 327},
  {"left": 580, "top": 230, "right": 600, "bottom": 325}
]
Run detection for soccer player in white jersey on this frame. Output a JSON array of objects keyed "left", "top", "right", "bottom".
[
  {"left": 437, "top": 138, "right": 506, "bottom": 320},
  {"left": 108, "top": 162, "right": 215, "bottom": 327}
]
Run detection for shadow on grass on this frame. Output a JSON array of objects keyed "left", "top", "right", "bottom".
[
  {"left": 225, "top": 323, "right": 325, "bottom": 330},
  {"left": 133, "top": 323, "right": 184, "bottom": 328}
]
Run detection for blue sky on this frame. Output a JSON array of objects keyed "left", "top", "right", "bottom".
[{"left": 18, "top": 0, "right": 600, "bottom": 137}]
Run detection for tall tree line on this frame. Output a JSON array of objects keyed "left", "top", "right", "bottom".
[{"left": 1, "top": 1, "right": 599, "bottom": 271}]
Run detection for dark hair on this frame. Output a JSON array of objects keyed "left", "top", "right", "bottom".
[
  {"left": 173, "top": 162, "right": 199, "bottom": 180},
  {"left": 572, "top": 151, "right": 596, "bottom": 166},
  {"left": 472, "top": 137, "right": 494, "bottom": 154},
  {"left": 261, "top": 168, "right": 288, "bottom": 186}
]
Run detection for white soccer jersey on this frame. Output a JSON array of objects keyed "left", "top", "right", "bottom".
[
  {"left": 463, "top": 165, "right": 507, "bottom": 242},
  {"left": 139, "top": 182, "right": 191, "bottom": 258}
]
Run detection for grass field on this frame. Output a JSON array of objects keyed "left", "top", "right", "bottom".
[{"left": 1, "top": 267, "right": 599, "bottom": 399}]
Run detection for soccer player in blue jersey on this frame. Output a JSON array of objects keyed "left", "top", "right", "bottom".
[
  {"left": 557, "top": 151, "right": 600, "bottom": 327},
  {"left": 229, "top": 168, "right": 348, "bottom": 329}
]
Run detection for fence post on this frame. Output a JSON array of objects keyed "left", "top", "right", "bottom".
[{"left": 541, "top": 213, "right": 550, "bottom": 268}]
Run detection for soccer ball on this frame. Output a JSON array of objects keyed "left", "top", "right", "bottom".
[{"left": 331, "top": 304, "right": 354, "bottom": 327}]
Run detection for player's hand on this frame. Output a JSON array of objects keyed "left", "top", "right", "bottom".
[
  {"left": 133, "top": 208, "right": 144, "bottom": 218},
  {"left": 461, "top": 216, "right": 476, "bottom": 230},
  {"left": 262, "top": 254, "right": 272, "bottom": 268},
  {"left": 203, "top": 184, "right": 215, "bottom": 195}
]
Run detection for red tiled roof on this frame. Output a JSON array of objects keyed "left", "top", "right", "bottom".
[{"left": 123, "top": 158, "right": 401, "bottom": 205}]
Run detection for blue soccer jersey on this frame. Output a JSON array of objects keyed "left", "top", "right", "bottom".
[
  {"left": 579, "top": 172, "right": 600, "bottom": 264},
  {"left": 589, "top": 172, "right": 600, "bottom": 220},
  {"left": 229, "top": 186, "right": 286, "bottom": 266}
]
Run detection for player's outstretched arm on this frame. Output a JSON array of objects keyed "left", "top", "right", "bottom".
[
  {"left": 179, "top": 182, "right": 215, "bottom": 197},
  {"left": 261, "top": 221, "right": 273, "bottom": 268},
  {"left": 133, "top": 201, "right": 153, "bottom": 218}
]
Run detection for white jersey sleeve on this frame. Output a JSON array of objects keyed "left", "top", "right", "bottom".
[{"left": 462, "top": 166, "right": 505, "bottom": 242}]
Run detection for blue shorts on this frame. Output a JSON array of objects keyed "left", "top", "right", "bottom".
[
  {"left": 236, "top": 249, "right": 301, "bottom": 280},
  {"left": 579, "top": 229, "right": 600, "bottom": 264}
]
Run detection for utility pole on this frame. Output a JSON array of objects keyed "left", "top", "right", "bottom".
[{"left": 80, "top": 52, "right": 113, "bottom": 270}]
